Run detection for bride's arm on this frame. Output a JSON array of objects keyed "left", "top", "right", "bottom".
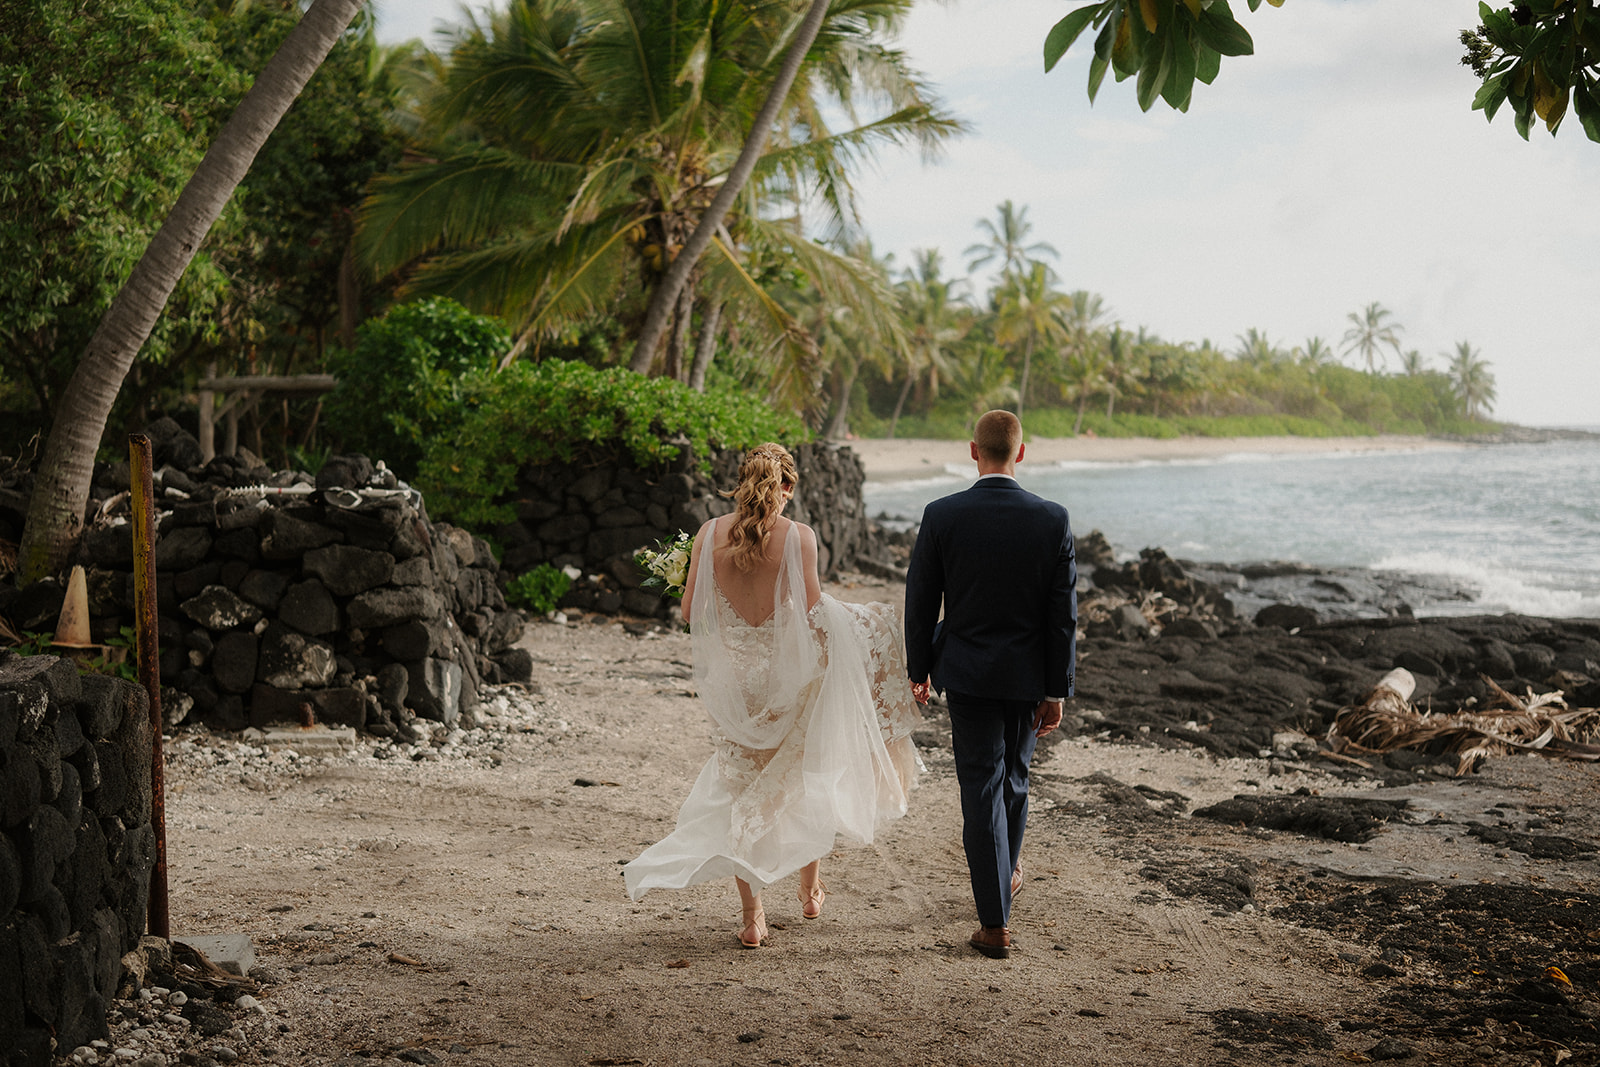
[
  {"left": 797, "top": 522, "right": 823, "bottom": 612},
  {"left": 680, "top": 518, "right": 716, "bottom": 625}
]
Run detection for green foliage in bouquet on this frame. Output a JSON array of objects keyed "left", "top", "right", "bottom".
[
  {"left": 636, "top": 532, "right": 694, "bottom": 600},
  {"left": 506, "top": 564, "right": 573, "bottom": 615},
  {"left": 417, "top": 359, "right": 805, "bottom": 529}
]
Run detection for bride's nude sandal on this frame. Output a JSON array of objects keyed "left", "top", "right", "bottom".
[
  {"left": 798, "top": 880, "right": 827, "bottom": 920},
  {"left": 739, "top": 904, "right": 768, "bottom": 948}
]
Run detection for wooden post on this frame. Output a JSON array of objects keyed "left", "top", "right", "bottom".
[
  {"left": 198, "top": 360, "right": 217, "bottom": 462},
  {"left": 129, "top": 434, "right": 169, "bottom": 940}
]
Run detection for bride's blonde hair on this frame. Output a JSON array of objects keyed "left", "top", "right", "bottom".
[{"left": 721, "top": 443, "right": 798, "bottom": 572}]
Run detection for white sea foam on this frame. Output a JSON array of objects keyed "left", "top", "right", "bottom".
[{"left": 1373, "top": 551, "right": 1600, "bottom": 618}]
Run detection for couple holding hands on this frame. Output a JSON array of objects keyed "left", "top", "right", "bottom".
[{"left": 623, "top": 410, "right": 1078, "bottom": 960}]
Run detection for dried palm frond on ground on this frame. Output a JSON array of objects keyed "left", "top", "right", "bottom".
[
  {"left": 1328, "top": 667, "right": 1600, "bottom": 775},
  {"left": 1078, "top": 589, "right": 1184, "bottom": 628}
]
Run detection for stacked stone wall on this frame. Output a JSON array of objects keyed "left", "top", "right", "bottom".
[
  {"left": 0, "top": 427, "right": 529, "bottom": 738},
  {"left": 492, "top": 440, "right": 892, "bottom": 616},
  {"left": 0, "top": 653, "right": 153, "bottom": 1063}
]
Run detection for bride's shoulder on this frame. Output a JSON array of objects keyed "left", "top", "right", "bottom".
[{"left": 786, "top": 518, "right": 818, "bottom": 545}]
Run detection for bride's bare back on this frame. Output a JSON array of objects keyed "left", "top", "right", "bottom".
[{"left": 683, "top": 515, "right": 821, "bottom": 627}]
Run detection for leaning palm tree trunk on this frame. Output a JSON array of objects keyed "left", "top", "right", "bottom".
[
  {"left": 18, "top": 0, "right": 366, "bottom": 583},
  {"left": 688, "top": 301, "right": 722, "bottom": 392},
  {"left": 628, "top": 0, "right": 832, "bottom": 375},
  {"left": 1016, "top": 335, "right": 1033, "bottom": 422}
]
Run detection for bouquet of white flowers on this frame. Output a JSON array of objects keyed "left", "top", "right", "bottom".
[{"left": 635, "top": 532, "right": 694, "bottom": 600}]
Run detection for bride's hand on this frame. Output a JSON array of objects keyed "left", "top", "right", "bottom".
[{"left": 911, "top": 679, "right": 932, "bottom": 704}]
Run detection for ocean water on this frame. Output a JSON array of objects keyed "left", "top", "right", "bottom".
[{"left": 863, "top": 437, "right": 1600, "bottom": 619}]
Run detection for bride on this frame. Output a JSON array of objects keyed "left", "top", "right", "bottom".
[{"left": 622, "top": 443, "right": 921, "bottom": 947}]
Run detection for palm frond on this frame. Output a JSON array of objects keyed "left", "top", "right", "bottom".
[
  {"left": 357, "top": 150, "right": 582, "bottom": 276},
  {"left": 1328, "top": 669, "right": 1600, "bottom": 774}
]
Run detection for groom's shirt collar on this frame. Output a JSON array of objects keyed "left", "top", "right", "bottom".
[{"left": 975, "top": 473, "right": 1018, "bottom": 485}]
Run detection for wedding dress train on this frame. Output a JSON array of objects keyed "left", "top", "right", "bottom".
[{"left": 623, "top": 521, "right": 920, "bottom": 899}]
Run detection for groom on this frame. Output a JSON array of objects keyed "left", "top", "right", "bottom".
[{"left": 905, "top": 410, "right": 1077, "bottom": 960}]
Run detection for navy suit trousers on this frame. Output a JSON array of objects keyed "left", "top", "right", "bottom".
[{"left": 947, "top": 691, "right": 1039, "bottom": 928}]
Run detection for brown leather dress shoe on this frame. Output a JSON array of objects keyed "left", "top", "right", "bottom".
[{"left": 969, "top": 925, "right": 1011, "bottom": 959}]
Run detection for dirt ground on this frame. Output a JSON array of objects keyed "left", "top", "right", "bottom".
[{"left": 135, "top": 576, "right": 1600, "bottom": 1067}]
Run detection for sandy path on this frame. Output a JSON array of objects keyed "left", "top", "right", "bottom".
[
  {"left": 144, "top": 575, "right": 1600, "bottom": 1067},
  {"left": 846, "top": 435, "right": 1460, "bottom": 484}
]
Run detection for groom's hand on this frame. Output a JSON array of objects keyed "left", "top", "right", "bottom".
[
  {"left": 911, "top": 679, "right": 932, "bottom": 704},
  {"left": 1033, "top": 699, "right": 1063, "bottom": 738}
]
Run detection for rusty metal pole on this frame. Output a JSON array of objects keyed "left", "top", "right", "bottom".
[{"left": 129, "top": 433, "right": 170, "bottom": 939}]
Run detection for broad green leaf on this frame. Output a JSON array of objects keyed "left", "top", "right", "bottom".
[
  {"left": 1194, "top": 40, "right": 1222, "bottom": 84},
  {"left": 1044, "top": 4, "right": 1104, "bottom": 72},
  {"left": 1112, "top": 12, "right": 1139, "bottom": 77},
  {"left": 1474, "top": 75, "right": 1510, "bottom": 120},
  {"left": 1513, "top": 98, "right": 1534, "bottom": 139},
  {"left": 1162, "top": 28, "right": 1198, "bottom": 110},
  {"left": 1195, "top": 0, "right": 1254, "bottom": 56},
  {"left": 1087, "top": 52, "right": 1111, "bottom": 101},
  {"left": 1571, "top": 78, "right": 1600, "bottom": 141},
  {"left": 1093, "top": 16, "right": 1116, "bottom": 63},
  {"left": 1136, "top": 26, "right": 1173, "bottom": 110}
]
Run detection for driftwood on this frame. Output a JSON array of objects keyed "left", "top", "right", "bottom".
[
  {"left": 169, "top": 941, "right": 259, "bottom": 993},
  {"left": 1327, "top": 667, "right": 1600, "bottom": 775}
]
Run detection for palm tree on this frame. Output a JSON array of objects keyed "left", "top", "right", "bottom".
[
  {"left": 1298, "top": 336, "right": 1338, "bottom": 370},
  {"left": 1234, "top": 327, "right": 1286, "bottom": 367},
  {"left": 964, "top": 200, "right": 1058, "bottom": 277},
  {"left": 945, "top": 338, "right": 1019, "bottom": 416},
  {"left": 1446, "top": 340, "right": 1497, "bottom": 419},
  {"left": 795, "top": 240, "right": 904, "bottom": 439},
  {"left": 1399, "top": 349, "right": 1427, "bottom": 376},
  {"left": 1060, "top": 346, "right": 1107, "bottom": 435},
  {"left": 1101, "top": 326, "right": 1145, "bottom": 419},
  {"left": 19, "top": 0, "right": 366, "bottom": 581},
  {"left": 1340, "top": 301, "right": 1404, "bottom": 374},
  {"left": 991, "top": 260, "right": 1070, "bottom": 420},
  {"left": 890, "top": 248, "right": 966, "bottom": 437},
  {"left": 358, "top": 0, "right": 959, "bottom": 390}
]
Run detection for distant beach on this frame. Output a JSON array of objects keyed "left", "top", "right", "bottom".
[{"left": 847, "top": 433, "right": 1461, "bottom": 484}]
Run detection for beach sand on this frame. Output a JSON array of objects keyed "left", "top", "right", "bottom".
[{"left": 847, "top": 433, "right": 1460, "bottom": 483}]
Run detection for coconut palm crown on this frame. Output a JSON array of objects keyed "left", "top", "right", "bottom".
[{"left": 356, "top": 0, "right": 960, "bottom": 398}]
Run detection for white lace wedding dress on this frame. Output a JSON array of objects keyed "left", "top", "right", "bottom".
[{"left": 623, "top": 521, "right": 921, "bottom": 898}]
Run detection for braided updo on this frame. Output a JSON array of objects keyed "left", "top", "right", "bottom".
[{"left": 721, "top": 443, "right": 798, "bottom": 572}]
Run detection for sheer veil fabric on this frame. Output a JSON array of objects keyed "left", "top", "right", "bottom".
[{"left": 623, "top": 518, "right": 921, "bottom": 899}]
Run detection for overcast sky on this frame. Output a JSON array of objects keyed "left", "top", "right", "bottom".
[{"left": 371, "top": 0, "right": 1600, "bottom": 428}]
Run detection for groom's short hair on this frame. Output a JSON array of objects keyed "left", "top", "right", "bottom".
[{"left": 973, "top": 410, "right": 1022, "bottom": 463}]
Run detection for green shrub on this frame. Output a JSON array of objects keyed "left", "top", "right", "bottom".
[
  {"left": 416, "top": 359, "right": 805, "bottom": 529},
  {"left": 506, "top": 564, "right": 573, "bottom": 615},
  {"left": 324, "top": 298, "right": 511, "bottom": 477}
]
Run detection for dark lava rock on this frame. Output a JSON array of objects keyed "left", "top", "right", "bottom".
[
  {"left": 302, "top": 544, "right": 395, "bottom": 597},
  {"left": 1254, "top": 603, "right": 1320, "bottom": 631},
  {"left": 1193, "top": 793, "right": 1409, "bottom": 843},
  {"left": 1465, "top": 823, "right": 1596, "bottom": 859},
  {"left": 1208, "top": 1008, "right": 1332, "bottom": 1051},
  {"left": 143, "top": 416, "right": 203, "bottom": 470},
  {"left": 178, "top": 585, "right": 262, "bottom": 631},
  {"left": 1139, "top": 852, "right": 1255, "bottom": 911},
  {"left": 279, "top": 579, "right": 340, "bottom": 636},
  {"left": 1367, "top": 1036, "right": 1416, "bottom": 1060},
  {"left": 348, "top": 587, "right": 444, "bottom": 629},
  {"left": 182, "top": 1000, "right": 233, "bottom": 1037}
]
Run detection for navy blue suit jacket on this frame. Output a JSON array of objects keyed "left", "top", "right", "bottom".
[{"left": 904, "top": 477, "right": 1077, "bottom": 702}]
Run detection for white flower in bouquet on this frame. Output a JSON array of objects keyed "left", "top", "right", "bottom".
[{"left": 636, "top": 532, "right": 695, "bottom": 599}]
